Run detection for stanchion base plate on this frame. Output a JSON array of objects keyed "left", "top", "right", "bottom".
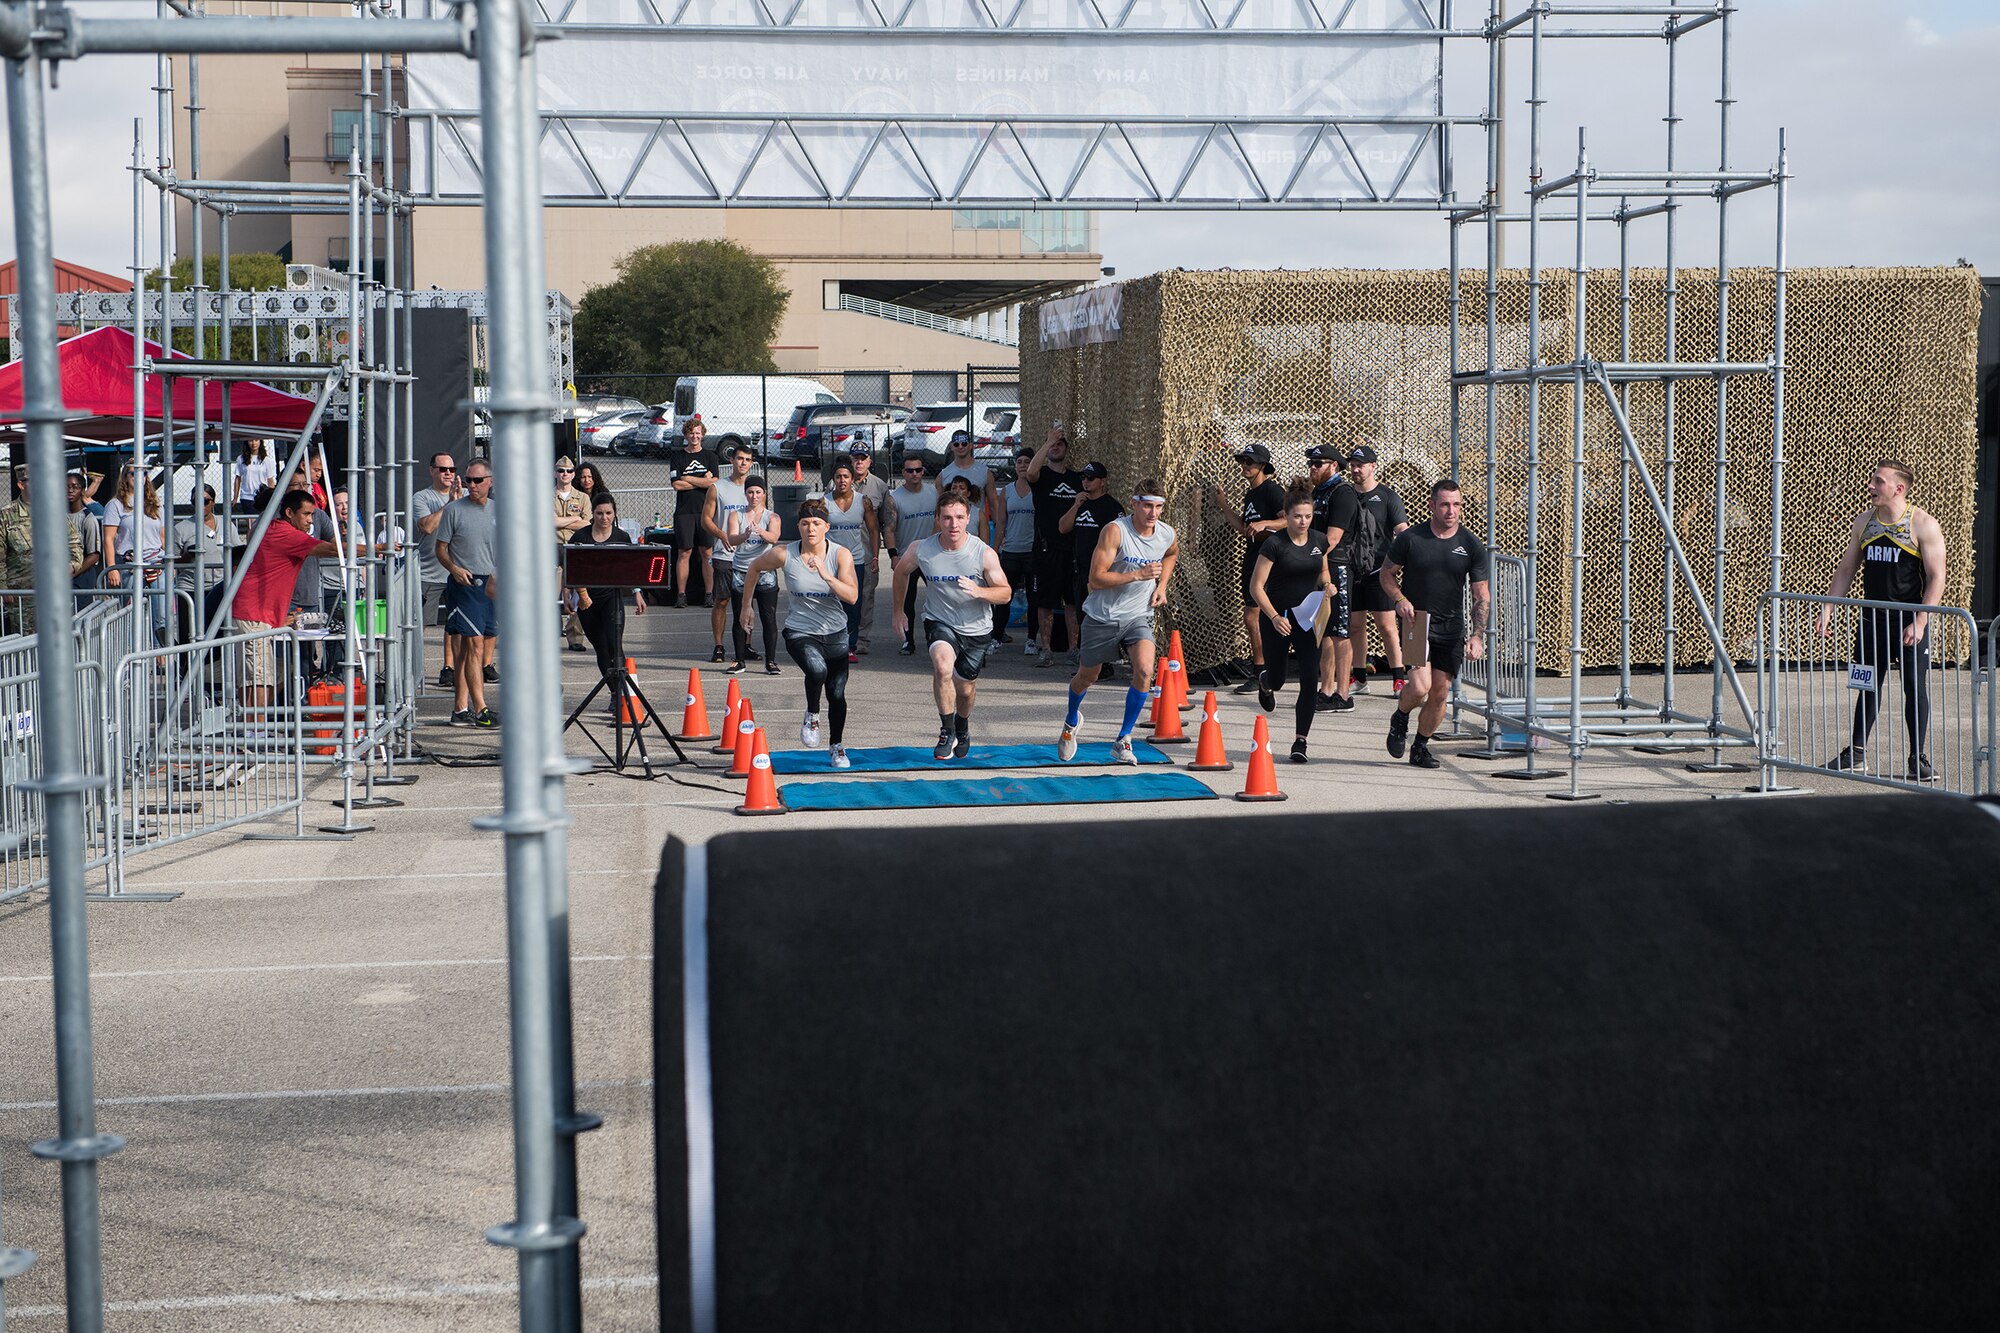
[
  {"left": 317, "top": 821, "right": 376, "bottom": 835},
  {"left": 0, "top": 1245, "right": 36, "bottom": 1280},
  {"left": 1546, "top": 790, "right": 1603, "bottom": 802},
  {"left": 1686, "top": 761, "right": 1756, "bottom": 774},
  {"left": 1493, "top": 767, "right": 1564, "bottom": 781},
  {"left": 1456, "top": 748, "right": 1522, "bottom": 762},
  {"left": 342, "top": 797, "right": 406, "bottom": 810},
  {"left": 84, "top": 890, "right": 184, "bottom": 903},
  {"left": 371, "top": 775, "right": 420, "bottom": 787}
]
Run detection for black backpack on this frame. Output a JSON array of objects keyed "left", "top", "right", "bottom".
[{"left": 1350, "top": 492, "right": 1391, "bottom": 577}]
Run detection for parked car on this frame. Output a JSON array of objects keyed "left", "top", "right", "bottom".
[
  {"left": 579, "top": 408, "right": 648, "bottom": 456},
  {"left": 770, "top": 403, "right": 906, "bottom": 467},
  {"left": 610, "top": 423, "right": 658, "bottom": 458},
  {"left": 565, "top": 392, "right": 644, "bottom": 424},
  {"left": 671, "top": 375, "right": 840, "bottom": 457},
  {"left": 903, "top": 401, "right": 1022, "bottom": 471}
]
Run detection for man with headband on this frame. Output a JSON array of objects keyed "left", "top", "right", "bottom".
[{"left": 1057, "top": 478, "right": 1178, "bottom": 766}]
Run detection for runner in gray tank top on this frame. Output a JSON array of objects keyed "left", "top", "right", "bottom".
[
  {"left": 892, "top": 490, "right": 1012, "bottom": 760},
  {"left": 742, "top": 498, "right": 861, "bottom": 768},
  {"left": 993, "top": 447, "right": 1038, "bottom": 645},
  {"left": 1058, "top": 480, "right": 1180, "bottom": 765},
  {"left": 885, "top": 466, "right": 939, "bottom": 654},
  {"left": 822, "top": 458, "right": 878, "bottom": 661},
  {"left": 702, "top": 445, "right": 755, "bottom": 663},
  {"left": 722, "top": 475, "right": 781, "bottom": 674}
]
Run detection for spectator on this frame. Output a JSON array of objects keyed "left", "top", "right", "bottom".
[
  {"left": 231, "top": 488, "right": 340, "bottom": 716},
  {"left": 413, "top": 452, "right": 463, "bottom": 687},
  {"left": 553, "top": 455, "right": 589, "bottom": 651},
  {"left": 107, "top": 473, "right": 169, "bottom": 645},
  {"left": 67, "top": 470, "right": 104, "bottom": 595},
  {"left": 848, "top": 443, "right": 889, "bottom": 653},
  {"left": 2, "top": 461, "right": 85, "bottom": 633},
  {"left": 173, "top": 484, "right": 239, "bottom": 641},
  {"left": 233, "top": 438, "right": 276, "bottom": 506},
  {"left": 436, "top": 460, "right": 500, "bottom": 728},
  {"left": 283, "top": 470, "right": 337, "bottom": 679},
  {"left": 669, "top": 416, "right": 717, "bottom": 607}
]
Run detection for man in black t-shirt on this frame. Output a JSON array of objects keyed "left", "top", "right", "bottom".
[
  {"left": 669, "top": 417, "right": 717, "bottom": 606},
  {"left": 1059, "top": 460, "right": 1125, "bottom": 669},
  {"left": 1378, "top": 477, "right": 1489, "bottom": 770},
  {"left": 1023, "top": 425, "right": 1083, "bottom": 666},
  {"left": 1207, "top": 443, "right": 1286, "bottom": 692},
  {"left": 1346, "top": 442, "right": 1412, "bottom": 695},
  {"left": 1305, "top": 444, "right": 1359, "bottom": 714}
]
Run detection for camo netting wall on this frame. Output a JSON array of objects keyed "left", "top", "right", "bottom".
[{"left": 1023, "top": 267, "right": 1981, "bottom": 674}]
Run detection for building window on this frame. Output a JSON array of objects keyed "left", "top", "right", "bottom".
[
  {"left": 953, "top": 209, "right": 1091, "bottom": 253},
  {"left": 327, "top": 110, "right": 382, "bottom": 162}
]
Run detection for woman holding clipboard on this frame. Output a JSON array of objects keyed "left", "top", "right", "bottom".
[{"left": 1247, "top": 479, "right": 1334, "bottom": 764}]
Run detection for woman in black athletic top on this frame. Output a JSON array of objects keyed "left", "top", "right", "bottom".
[{"left": 1248, "top": 480, "right": 1333, "bottom": 763}]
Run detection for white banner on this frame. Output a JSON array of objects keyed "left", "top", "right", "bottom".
[
  {"left": 405, "top": 10, "right": 1444, "bottom": 205},
  {"left": 1039, "top": 286, "right": 1124, "bottom": 350}
]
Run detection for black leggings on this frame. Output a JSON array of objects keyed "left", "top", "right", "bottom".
[
  {"left": 730, "top": 578, "right": 778, "bottom": 666},
  {"left": 784, "top": 629, "right": 850, "bottom": 744},
  {"left": 996, "top": 551, "right": 1032, "bottom": 637},
  {"left": 1851, "top": 611, "right": 1931, "bottom": 755},
  {"left": 1259, "top": 617, "right": 1321, "bottom": 738},
  {"left": 579, "top": 595, "right": 624, "bottom": 680},
  {"left": 901, "top": 567, "right": 919, "bottom": 645}
]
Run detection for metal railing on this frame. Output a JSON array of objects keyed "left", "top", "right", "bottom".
[
  {"left": 1456, "top": 550, "right": 1530, "bottom": 712},
  {"left": 1757, "top": 592, "right": 1984, "bottom": 796},
  {"left": 838, "top": 292, "right": 1019, "bottom": 347},
  {"left": 0, "top": 659, "right": 112, "bottom": 906}
]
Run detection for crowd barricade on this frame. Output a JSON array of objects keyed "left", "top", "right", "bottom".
[
  {"left": 1453, "top": 551, "right": 1531, "bottom": 735},
  {"left": 1757, "top": 592, "right": 1984, "bottom": 796},
  {"left": 0, "top": 656, "right": 113, "bottom": 906},
  {"left": 105, "top": 625, "right": 312, "bottom": 897}
]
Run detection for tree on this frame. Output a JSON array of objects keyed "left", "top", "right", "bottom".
[
  {"left": 573, "top": 239, "right": 788, "bottom": 398},
  {"left": 145, "top": 252, "right": 291, "bottom": 362}
]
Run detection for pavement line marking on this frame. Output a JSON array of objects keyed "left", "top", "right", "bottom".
[
  {"left": 0, "top": 1076, "right": 653, "bottom": 1113},
  {"left": 117, "top": 867, "right": 631, "bottom": 889},
  {"left": 0, "top": 954, "right": 651, "bottom": 985},
  {"left": 3, "top": 1273, "right": 660, "bottom": 1320}
]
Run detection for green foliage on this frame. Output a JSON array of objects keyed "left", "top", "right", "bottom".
[
  {"left": 573, "top": 239, "right": 788, "bottom": 398},
  {"left": 145, "top": 252, "right": 289, "bottom": 362}
]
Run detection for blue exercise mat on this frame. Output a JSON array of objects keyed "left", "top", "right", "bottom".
[
  {"left": 767, "top": 741, "right": 1170, "bottom": 775},
  {"left": 777, "top": 770, "right": 1219, "bottom": 812}
]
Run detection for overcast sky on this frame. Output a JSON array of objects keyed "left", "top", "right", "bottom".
[{"left": 2, "top": 0, "right": 1995, "bottom": 284}]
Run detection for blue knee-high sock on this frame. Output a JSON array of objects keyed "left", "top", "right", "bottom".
[
  {"left": 1065, "top": 689, "right": 1087, "bottom": 729},
  {"left": 1117, "top": 686, "right": 1148, "bottom": 739}
]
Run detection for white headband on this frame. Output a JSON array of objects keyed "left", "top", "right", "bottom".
[{"left": 1133, "top": 493, "right": 1165, "bottom": 504}]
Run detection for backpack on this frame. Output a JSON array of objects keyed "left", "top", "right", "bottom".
[{"left": 1350, "top": 492, "right": 1390, "bottom": 577}]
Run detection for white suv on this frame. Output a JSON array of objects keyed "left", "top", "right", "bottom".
[{"left": 906, "top": 402, "right": 1021, "bottom": 470}]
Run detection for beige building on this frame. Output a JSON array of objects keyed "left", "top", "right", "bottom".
[{"left": 172, "top": 37, "right": 1099, "bottom": 378}]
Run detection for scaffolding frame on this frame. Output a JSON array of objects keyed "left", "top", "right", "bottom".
[{"left": 0, "top": 2, "right": 1790, "bottom": 1330}]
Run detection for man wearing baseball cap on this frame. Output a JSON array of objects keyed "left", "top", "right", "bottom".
[
  {"left": 1306, "top": 443, "right": 1359, "bottom": 712},
  {"left": 848, "top": 441, "right": 889, "bottom": 652},
  {"left": 1207, "top": 443, "right": 1286, "bottom": 692},
  {"left": 1345, "top": 441, "right": 1411, "bottom": 697},
  {"left": 1058, "top": 460, "right": 1126, "bottom": 673},
  {"left": 938, "top": 428, "right": 1001, "bottom": 550}
]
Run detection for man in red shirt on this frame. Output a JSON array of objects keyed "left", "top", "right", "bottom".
[{"left": 232, "top": 488, "right": 340, "bottom": 711}]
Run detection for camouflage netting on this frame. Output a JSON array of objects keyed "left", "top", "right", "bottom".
[{"left": 1023, "top": 268, "right": 1982, "bottom": 675}]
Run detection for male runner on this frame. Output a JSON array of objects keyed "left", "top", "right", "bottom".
[
  {"left": 1817, "top": 458, "right": 1947, "bottom": 781},
  {"left": 1057, "top": 478, "right": 1179, "bottom": 765},
  {"left": 1305, "top": 443, "right": 1358, "bottom": 713},
  {"left": 1058, "top": 461, "right": 1125, "bottom": 672},
  {"left": 883, "top": 456, "right": 938, "bottom": 654},
  {"left": 669, "top": 416, "right": 716, "bottom": 609},
  {"left": 892, "top": 492, "right": 1011, "bottom": 760},
  {"left": 849, "top": 443, "right": 889, "bottom": 652},
  {"left": 702, "top": 444, "right": 755, "bottom": 661},
  {"left": 1379, "top": 478, "right": 1489, "bottom": 771},
  {"left": 1346, "top": 441, "right": 1411, "bottom": 695},
  {"left": 1208, "top": 443, "right": 1286, "bottom": 692},
  {"left": 1022, "top": 424, "right": 1082, "bottom": 666}
]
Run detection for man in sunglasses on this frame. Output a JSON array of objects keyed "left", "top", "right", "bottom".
[
  {"left": 436, "top": 462, "right": 501, "bottom": 728},
  {"left": 414, "top": 452, "right": 464, "bottom": 688},
  {"left": 883, "top": 456, "right": 939, "bottom": 655}
]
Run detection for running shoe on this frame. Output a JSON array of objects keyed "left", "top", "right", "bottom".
[
  {"left": 1256, "top": 673, "right": 1275, "bottom": 714},
  {"left": 1034, "top": 650, "right": 1059, "bottom": 669},
  {"left": 1409, "top": 737, "right": 1441, "bottom": 769},
  {"left": 448, "top": 708, "right": 475, "bottom": 727},
  {"left": 1065, "top": 652, "right": 1081, "bottom": 672},
  {"left": 567, "top": 642, "right": 589, "bottom": 653},
  {"left": 1386, "top": 708, "right": 1410, "bottom": 758},
  {"left": 847, "top": 652, "right": 859, "bottom": 664},
  {"left": 1057, "top": 726, "right": 1079, "bottom": 762},
  {"left": 476, "top": 707, "right": 501, "bottom": 729},
  {"left": 1111, "top": 736, "right": 1137, "bottom": 766},
  {"left": 1289, "top": 738, "right": 1309, "bottom": 764},
  {"left": 1908, "top": 755, "right": 1936, "bottom": 783},
  {"left": 1313, "top": 692, "right": 1337, "bottom": 713},
  {"left": 1330, "top": 694, "right": 1356, "bottom": 713},
  {"left": 934, "top": 727, "right": 956, "bottom": 761},
  {"left": 899, "top": 641, "right": 916, "bottom": 656},
  {"left": 1024, "top": 640, "right": 1039, "bottom": 657},
  {"left": 952, "top": 729, "right": 971, "bottom": 760},
  {"left": 438, "top": 665, "right": 455, "bottom": 688},
  {"left": 1390, "top": 674, "right": 1408, "bottom": 696},
  {"left": 483, "top": 663, "right": 499, "bottom": 684},
  {"left": 765, "top": 661, "right": 782, "bottom": 675},
  {"left": 711, "top": 645, "right": 726, "bottom": 663},
  {"left": 801, "top": 713, "right": 822, "bottom": 748},
  {"left": 1824, "top": 746, "right": 1862, "bottom": 771},
  {"left": 725, "top": 660, "right": 748, "bottom": 675},
  {"left": 1350, "top": 670, "right": 1370, "bottom": 694},
  {"left": 829, "top": 744, "right": 851, "bottom": 770},
  {"left": 996, "top": 632, "right": 1014, "bottom": 644},
  {"left": 1232, "top": 676, "right": 1261, "bottom": 695}
]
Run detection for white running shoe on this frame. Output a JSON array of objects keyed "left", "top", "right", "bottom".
[
  {"left": 1057, "top": 726, "right": 1079, "bottom": 762},
  {"left": 829, "top": 744, "right": 850, "bottom": 770},
  {"left": 1111, "top": 736, "right": 1137, "bottom": 766},
  {"left": 1024, "top": 639, "right": 1039, "bottom": 657},
  {"left": 801, "top": 713, "right": 823, "bottom": 749}
]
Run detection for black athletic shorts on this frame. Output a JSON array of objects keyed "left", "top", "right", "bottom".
[
  {"left": 1408, "top": 612, "right": 1467, "bottom": 678},
  {"left": 671, "top": 508, "right": 713, "bottom": 551},
  {"left": 999, "top": 550, "right": 1034, "bottom": 601},
  {"left": 1031, "top": 544, "right": 1071, "bottom": 611},
  {"left": 1325, "top": 565, "right": 1352, "bottom": 639},
  {"left": 1239, "top": 550, "right": 1262, "bottom": 609},
  {"left": 923, "top": 619, "right": 993, "bottom": 681},
  {"left": 1353, "top": 565, "right": 1397, "bottom": 614}
]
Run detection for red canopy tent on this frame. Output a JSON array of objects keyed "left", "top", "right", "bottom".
[{"left": 0, "top": 325, "right": 319, "bottom": 440}]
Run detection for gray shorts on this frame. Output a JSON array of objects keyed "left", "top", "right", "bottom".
[
  {"left": 422, "top": 579, "right": 448, "bottom": 628},
  {"left": 1078, "top": 612, "right": 1152, "bottom": 668}
]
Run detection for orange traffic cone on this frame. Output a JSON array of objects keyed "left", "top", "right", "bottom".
[
  {"left": 1149, "top": 676, "right": 1188, "bottom": 745},
  {"left": 727, "top": 698, "right": 759, "bottom": 778},
  {"left": 711, "top": 679, "right": 742, "bottom": 754},
  {"left": 676, "top": 668, "right": 714, "bottom": 741},
  {"left": 616, "top": 657, "right": 647, "bottom": 724},
  {"left": 793, "top": 458, "right": 804, "bottom": 482},
  {"left": 734, "top": 727, "right": 786, "bottom": 816},
  {"left": 1164, "top": 630, "right": 1193, "bottom": 711},
  {"left": 1187, "top": 691, "right": 1234, "bottom": 772},
  {"left": 1235, "top": 714, "right": 1287, "bottom": 802}
]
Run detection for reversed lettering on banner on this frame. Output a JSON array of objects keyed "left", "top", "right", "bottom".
[{"left": 1040, "top": 287, "right": 1123, "bottom": 350}]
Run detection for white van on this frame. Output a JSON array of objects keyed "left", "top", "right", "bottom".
[{"left": 671, "top": 375, "right": 840, "bottom": 456}]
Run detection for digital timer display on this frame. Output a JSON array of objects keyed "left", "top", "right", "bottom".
[{"left": 560, "top": 545, "right": 675, "bottom": 588}]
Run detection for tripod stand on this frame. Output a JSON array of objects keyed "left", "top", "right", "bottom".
[{"left": 564, "top": 663, "right": 688, "bottom": 776}]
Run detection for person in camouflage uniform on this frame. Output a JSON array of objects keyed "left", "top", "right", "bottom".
[{"left": 1, "top": 461, "right": 85, "bottom": 635}]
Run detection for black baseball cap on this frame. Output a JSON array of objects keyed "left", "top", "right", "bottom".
[
  {"left": 1346, "top": 443, "right": 1379, "bottom": 464},
  {"left": 950, "top": 429, "right": 972, "bottom": 445},
  {"left": 1305, "top": 444, "right": 1343, "bottom": 464},
  {"left": 1080, "top": 460, "right": 1109, "bottom": 479},
  {"left": 847, "top": 442, "right": 871, "bottom": 456},
  {"left": 1234, "top": 443, "right": 1273, "bottom": 467}
]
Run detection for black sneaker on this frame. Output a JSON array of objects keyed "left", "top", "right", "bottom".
[
  {"left": 1825, "top": 746, "right": 1862, "bottom": 771},
  {"left": 482, "top": 663, "right": 499, "bottom": 684},
  {"left": 1289, "top": 738, "right": 1309, "bottom": 764},
  {"left": 438, "top": 665, "right": 455, "bottom": 688},
  {"left": 1233, "top": 676, "right": 1262, "bottom": 695},
  {"left": 448, "top": 708, "right": 474, "bottom": 727},
  {"left": 724, "top": 660, "right": 748, "bottom": 675},
  {"left": 933, "top": 728, "right": 956, "bottom": 761},
  {"left": 899, "top": 641, "right": 916, "bottom": 656},
  {"left": 764, "top": 661, "right": 782, "bottom": 675},
  {"left": 1330, "top": 694, "right": 1356, "bottom": 713},
  {"left": 1386, "top": 709, "right": 1410, "bottom": 759},
  {"left": 952, "top": 731, "right": 971, "bottom": 760},
  {"left": 1908, "top": 755, "right": 1936, "bottom": 783},
  {"left": 1314, "top": 692, "right": 1337, "bottom": 713},
  {"left": 1256, "top": 674, "right": 1275, "bottom": 713},
  {"left": 711, "top": 645, "right": 725, "bottom": 663},
  {"left": 476, "top": 707, "right": 500, "bottom": 729},
  {"left": 1409, "top": 737, "right": 1441, "bottom": 770}
]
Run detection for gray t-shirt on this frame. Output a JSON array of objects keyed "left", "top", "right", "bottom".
[
  {"left": 173, "top": 516, "right": 236, "bottom": 597},
  {"left": 1082, "top": 517, "right": 1175, "bottom": 624},
  {"left": 435, "top": 495, "right": 499, "bottom": 578},
  {"left": 824, "top": 492, "right": 872, "bottom": 571},
  {"left": 413, "top": 486, "right": 452, "bottom": 583},
  {"left": 885, "top": 483, "right": 938, "bottom": 553},
  {"left": 781, "top": 542, "right": 850, "bottom": 637},
  {"left": 913, "top": 534, "right": 994, "bottom": 636},
  {"left": 711, "top": 479, "right": 748, "bottom": 563},
  {"left": 1000, "top": 483, "right": 1036, "bottom": 554}
]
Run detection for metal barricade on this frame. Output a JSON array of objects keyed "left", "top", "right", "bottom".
[
  {"left": 1758, "top": 592, "right": 1983, "bottom": 796},
  {"left": 105, "top": 625, "right": 315, "bottom": 897},
  {"left": 1, "top": 659, "right": 111, "bottom": 905},
  {"left": 1457, "top": 550, "right": 1530, "bottom": 706}
]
